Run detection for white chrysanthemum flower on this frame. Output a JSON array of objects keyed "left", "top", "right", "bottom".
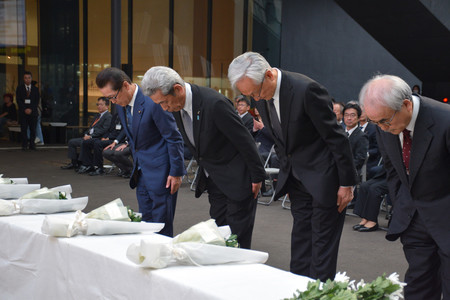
[
  {"left": 334, "top": 272, "right": 350, "bottom": 283},
  {"left": 356, "top": 279, "right": 365, "bottom": 289},
  {"left": 348, "top": 280, "right": 356, "bottom": 291},
  {"left": 387, "top": 272, "right": 406, "bottom": 300}
]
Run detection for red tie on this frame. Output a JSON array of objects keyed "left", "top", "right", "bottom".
[{"left": 402, "top": 129, "right": 412, "bottom": 173}]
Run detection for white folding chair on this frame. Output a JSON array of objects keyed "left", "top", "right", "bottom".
[{"left": 258, "top": 145, "right": 283, "bottom": 206}]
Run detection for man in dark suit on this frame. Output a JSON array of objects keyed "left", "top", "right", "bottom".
[
  {"left": 359, "top": 107, "right": 381, "bottom": 179},
  {"left": 141, "top": 66, "right": 266, "bottom": 249},
  {"left": 96, "top": 68, "right": 185, "bottom": 237},
  {"left": 77, "top": 112, "right": 125, "bottom": 176},
  {"left": 228, "top": 52, "right": 357, "bottom": 281},
  {"left": 343, "top": 102, "right": 369, "bottom": 177},
  {"left": 235, "top": 95, "right": 254, "bottom": 133},
  {"left": 61, "top": 97, "right": 112, "bottom": 171},
  {"left": 16, "top": 71, "right": 40, "bottom": 150},
  {"left": 359, "top": 74, "right": 450, "bottom": 300}
]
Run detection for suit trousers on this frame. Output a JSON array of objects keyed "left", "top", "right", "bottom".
[
  {"left": 287, "top": 175, "right": 346, "bottom": 282},
  {"left": 93, "top": 139, "right": 113, "bottom": 167},
  {"left": 401, "top": 212, "right": 449, "bottom": 300},
  {"left": 353, "top": 177, "right": 388, "bottom": 222},
  {"left": 20, "top": 113, "right": 37, "bottom": 148},
  {"left": 103, "top": 144, "right": 133, "bottom": 173},
  {"left": 206, "top": 177, "right": 257, "bottom": 249},
  {"left": 67, "top": 137, "right": 84, "bottom": 161},
  {"left": 136, "top": 172, "right": 177, "bottom": 237},
  {"left": 78, "top": 138, "right": 95, "bottom": 166}
]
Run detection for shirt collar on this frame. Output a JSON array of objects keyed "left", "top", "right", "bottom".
[
  {"left": 407, "top": 95, "right": 420, "bottom": 134},
  {"left": 239, "top": 111, "right": 248, "bottom": 118},
  {"left": 99, "top": 110, "right": 108, "bottom": 117},
  {"left": 127, "top": 84, "right": 138, "bottom": 115},
  {"left": 183, "top": 83, "right": 193, "bottom": 119},
  {"left": 273, "top": 68, "right": 282, "bottom": 104},
  {"left": 360, "top": 122, "right": 368, "bottom": 132},
  {"left": 346, "top": 125, "right": 358, "bottom": 136}
]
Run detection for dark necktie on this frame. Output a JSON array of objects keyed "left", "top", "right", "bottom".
[
  {"left": 402, "top": 129, "right": 412, "bottom": 173},
  {"left": 181, "top": 109, "right": 195, "bottom": 146},
  {"left": 268, "top": 99, "right": 283, "bottom": 142},
  {"left": 126, "top": 105, "right": 133, "bottom": 132},
  {"left": 26, "top": 86, "right": 30, "bottom": 97}
]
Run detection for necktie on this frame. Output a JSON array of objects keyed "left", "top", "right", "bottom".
[
  {"left": 402, "top": 129, "right": 412, "bottom": 173},
  {"left": 181, "top": 109, "right": 195, "bottom": 146},
  {"left": 268, "top": 99, "right": 283, "bottom": 142},
  {"left": 91, "top": 115, "right": 100, "bottom": 127},
  {"left": 26, "top": 86, "right": 30, "bottom": 96},
  {"left": 126, "top": 105, "right": 133, "bottom": 132}
]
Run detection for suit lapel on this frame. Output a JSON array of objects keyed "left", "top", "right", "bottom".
[
  {"left": 132, "top": 90, "right": 145, "bottom": 145},
  {"left": 409, "top": 99, "right": 433, "bottom": 186},
  {"left": 279, "top": 71, "right": 293, "bottom": 146},
  {"left": 385, "top": 132, "right": 409, "bottom": 185},
  {"left": 191, "top": 85, "right": 202, "bottom": 156}
]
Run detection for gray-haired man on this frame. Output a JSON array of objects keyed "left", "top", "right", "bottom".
[
  {"left": 141, "top": 66, "right": 266, "bottom": 249},
  {"left": 360, "top": 74, "right": 450, "bottom": 300},
  {"left": 228, "top": 52, "right": 357, "bottom": 281}
]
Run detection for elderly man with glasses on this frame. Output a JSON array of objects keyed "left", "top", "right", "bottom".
[
  {"left": 360, "top": 74, "right": 450, "bottom": 300},
  {"left": 95, "top": 67, "right": 185, "bottom": 237},
  {"left": 228, "top": 52, "right": 357, "bottom": 282}
]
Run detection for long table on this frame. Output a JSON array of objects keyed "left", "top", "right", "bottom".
[{"left": 0, "top": 213, "right": 312, "bottom": 299}]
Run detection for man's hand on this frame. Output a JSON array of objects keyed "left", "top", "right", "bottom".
[
  {"left": 166, "top": 175, "right": 182, "bottom": 194},
  {"left": 253, "top": 118, "right": 264, "bottom": 131},
  {"left": 337, "top": 186, "right": 353, "bottom": 213},
  {"left": 115, "top": 144, "right": 127, "bottom": 151},
  {"left": 104, "top": 142, "right": 116, "bottom": 151},
  {"left": 252, "top": 181, "right": 262, "bottom": 199},
  {"left": 83, "top": 135, "right": 92, "bottom": 140},
  {"left": 101, "top": 137, "right": 108, "bottom": 141},
  {"left": 24, "top": 108, "right": 32, "bottom": 115}
]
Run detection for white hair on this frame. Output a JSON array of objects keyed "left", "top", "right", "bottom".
[
  {"left": 228, "top": 52, "right": 271, "bottom": 91},
  {"left": 359, "top": 74, "right": 412, "bottom": 111},
  {"left": 141, "top": 66, "right": 185, "bottom": 96}
]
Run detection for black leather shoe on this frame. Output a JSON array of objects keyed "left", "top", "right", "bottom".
[
  {"left": 352, "top": 224, "right": 364, "bottom": 231},
  {"left": 121, "top": 172, "right": 131, "bottom": 178},
  {"left": 358, "top": 224, "right": 379, "bottom": 232},
  {"left": 77, "top": 165, "right": 94, "bottom": 174},
  {"left": 61, "top": 163, "right": 76, "bottom": 170},
  {"left": 89, "top": 168, "right": 105, "bottom": 176}
]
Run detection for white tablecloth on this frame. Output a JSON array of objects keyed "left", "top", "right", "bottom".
[{"left": 0, "top": 213, "right": 312, "bottom": 300}]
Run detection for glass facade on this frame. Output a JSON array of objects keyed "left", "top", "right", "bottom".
[{"left": 0, "top": 0, "right": 281, "bottom": 127}]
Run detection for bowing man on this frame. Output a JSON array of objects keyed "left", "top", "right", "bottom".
[
  {"left": 96, "top": 67, "right": 185, "bottom": 237},
  {"left": 228, "top": 52, "right": 358, "bottom": 281},
  {"left": 141, "top": 66, "right": 266, "bottom": 249},
  {"left": 359, "top": 74, "right": 450, "bottom": 300}
]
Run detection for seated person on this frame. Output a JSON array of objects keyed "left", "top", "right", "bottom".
[
  {"left": 353, "top": 166, "right": 388, "bottom": 232},
  {"left": 359, "top": 107, "right": 380, "bottom": 179},
  {"left": 235, "top": 95, "right": 254, "bottom": 133},
  {"left": 0, "top": 93, "right": 18, "bottom": 137},
  {"left": 343, "top": 102, "right": 368, "bottom": 177},
  {"left": 77, "top": 112, "right": 125, "bottom": 175},
  {"left": 61, "top": 97, "right": 112, "bottom": 170},
  {"left": 103, "top": 140, "right": 133, "bottom": 178}
]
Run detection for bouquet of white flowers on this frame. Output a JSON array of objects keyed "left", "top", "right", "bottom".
[
  {"left": 41, "top": 198, "right": 163, "bottom": 237},
  {"left": 126, "top": 219, "right": 269, "bottom": 269},
  {"left": 0, "top": 175, "right": 40, "bottom": 199},
  {"left": 284, "top": 272, "right": 406, "bottom": 300}
]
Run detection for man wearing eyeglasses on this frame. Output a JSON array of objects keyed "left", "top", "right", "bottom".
[
  {"left": 95, "top": 67, "right": 185, "bottom": 237},
  {"left": 359, "top": 74, "right": 450, "bottom": 300},
  {"left": 228, "top": 52, "right": 357, "bottom": 282}
]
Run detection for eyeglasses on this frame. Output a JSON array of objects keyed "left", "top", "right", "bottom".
[
  {"left": 105, "top": 88, "right": 121, "bottom": 101},
  {"left": 368, "top": 110, "right": 398, "bottom": 126},
  {"left": 344, "top": 113, "right": 357, "bottom": 118}
]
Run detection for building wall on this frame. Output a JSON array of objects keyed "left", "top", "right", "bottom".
[{"left": 280, "top": 0, "right": 421, "bottom": 102}]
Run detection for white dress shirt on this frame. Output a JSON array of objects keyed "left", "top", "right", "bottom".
[{"left": 400, "top": 95, "right": 420, "bottom": 147}]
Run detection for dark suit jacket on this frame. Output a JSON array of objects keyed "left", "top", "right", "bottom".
[
  {"left": 378, "top": 96, "right": 450, "bottom": 250},
  {"left": 348, "top": 126, "right": 369, "bottom": 176},
  {"left": 362, "top": 122, "right": 381, "bottom": 170},
  {"left": 241, "top": 112, "right": 254, "bottom": 133},
  {"left": 84, "top": 111, "right": 112, "bottom": 138},
  {"left": 255, "top": 70, "right": 358, "bottom": 206},
  {"left": 103, "top": 113, "right": 124, "bottom": 141},
  {"left": 16, "top": 84, "right": 40, "bottom": 116},
  {"left": 173, "top": 84, "right": 266, "bottom": 201},
  {"left": 117, "top": 85, "right": 185, "bottom": 193}
]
